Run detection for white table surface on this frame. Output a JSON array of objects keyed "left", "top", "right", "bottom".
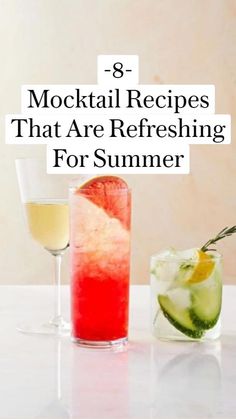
[{"left": 0, "top": 285, "right": 236, "bottom": 419}]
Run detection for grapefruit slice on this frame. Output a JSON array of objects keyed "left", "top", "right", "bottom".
[{"left": 76, "top": 176, "right": 131, "bottom": 229}]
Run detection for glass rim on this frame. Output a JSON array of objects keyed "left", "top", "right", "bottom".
[
  {"left": 15, "top": 157, "right": 44, "bottom": 162},
  {"left": 151, "top": 250, "right": 222, "bottom": 263}
]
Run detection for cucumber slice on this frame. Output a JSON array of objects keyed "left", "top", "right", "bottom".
[
  {"left": 158, "top": 294, "right": 204, "bottom": 339},
  {"left": 190, "top": 271, "right": 222, "bottom": 329}
]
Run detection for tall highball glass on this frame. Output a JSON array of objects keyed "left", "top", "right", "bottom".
[{"left": 70, "top": 183, "right": 131, "bottom": 347}]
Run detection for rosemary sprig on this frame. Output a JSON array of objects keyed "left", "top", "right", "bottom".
[{"left": 201, "top": 226, "right": 236, "bottom": 252}]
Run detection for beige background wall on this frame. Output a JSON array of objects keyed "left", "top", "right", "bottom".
[{"left": 0, "top": 0, "right": 235, "bottom": 284}]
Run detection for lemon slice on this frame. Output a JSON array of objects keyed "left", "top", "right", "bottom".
[{"left": 185, "top": 250, "right": 215, "bottom": 284}]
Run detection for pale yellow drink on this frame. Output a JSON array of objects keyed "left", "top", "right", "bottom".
[{"left": 25, "top": 200, "right": 69, "bottom": 251}]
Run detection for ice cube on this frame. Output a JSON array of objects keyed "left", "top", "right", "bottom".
[{"left": 166, "top": 288, "right": 191, "bottom": 309}]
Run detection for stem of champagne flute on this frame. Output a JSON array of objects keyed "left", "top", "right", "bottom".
[
  {"left": 51, "top": 252, "right": 63, "bottom": 326},
  {"left": 49, "top": 247, "right": 70, "bottom": 334},
  {"left": 55, "top": 253, "right": 62, "bottom": 320}
]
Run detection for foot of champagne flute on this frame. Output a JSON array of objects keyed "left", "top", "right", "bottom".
[
  {"left": 17, "top": 318, "right": 70, "bottom": 336},
  {"left": 49, "top": 315, "right": 71, "bottom": 333},
  {"left": 17, "top": 249, "right": 71, "bottom": 336}
]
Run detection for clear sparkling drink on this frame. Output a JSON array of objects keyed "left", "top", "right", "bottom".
[{"left": 151, "top": 249, "right": 222, "bottom": 341}]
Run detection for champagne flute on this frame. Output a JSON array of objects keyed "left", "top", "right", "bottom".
[{"left": 15, "top": 158, "right": 88, "bottom": 335}]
